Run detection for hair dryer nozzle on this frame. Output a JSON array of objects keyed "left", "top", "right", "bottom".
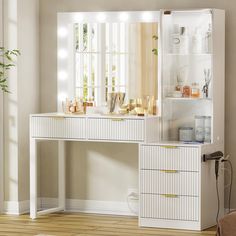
[{"left": 203, "top": 151, "right": 224, "bottom": 162}]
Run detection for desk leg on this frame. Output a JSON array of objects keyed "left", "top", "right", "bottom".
[
  {"left": 58, "top": 141, "right": 66, "bottom": 211},
  {"left": 30, "top": 138, "right": 37, "bottom": 219}
]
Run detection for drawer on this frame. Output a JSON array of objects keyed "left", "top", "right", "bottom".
[
  {"left": 87, "top": 117, "right": 144, "bottom": 141},
  {"left": 140, "top": 170, "right": 199, "bottom": 196},
  {"left": 140, "top": 145, "right": 200, "bottom": 171},
  {"left": 140, "top": 194, "right": 199, "bottom": 221},
  {"left": 30, "top": 116, "right": 86, "bottom": 139}
]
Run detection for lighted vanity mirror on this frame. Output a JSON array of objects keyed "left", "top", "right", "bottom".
[{"left": 57, "top": 12, "right": 160, "bottom": 110}]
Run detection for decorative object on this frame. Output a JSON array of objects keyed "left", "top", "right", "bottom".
[
  {"left": 0, "top": 47, "right": 20, "bottom": 92},
  {"left": 179, "top": 127, "right": 193, "bottom": 142},
  {"left": 202, "top": 68, "right": 211, "bottom": 98}
]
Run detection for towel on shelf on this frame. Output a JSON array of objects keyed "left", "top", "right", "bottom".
[{"left": 217, "top": 211, "right": 236, "bottom": 236}]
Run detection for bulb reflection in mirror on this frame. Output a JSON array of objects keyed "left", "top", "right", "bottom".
[
  {"left": 58, "top": 49, "right": 68, "bottom": 59},
  {"left": 119, "top": 12, "right": 129, "bottom": 22},
  {"left": 73, "top": 13, "right": 84, "bottom": 22},
  {"left": 58, "top": 27, "right": 68, "bottom": 38},
  {"left": 142, "top": 12, "right": 153, "bottom": 21},
  {"left": 58, "top": 71, "right": 68, "bottom": 81},
  {"left": 97, "top": 13, "right": 106, "bottom": 22}
]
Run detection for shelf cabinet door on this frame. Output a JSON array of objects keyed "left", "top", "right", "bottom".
[
  {"left": 30, "top": 116, "right": 86, "bottom": 139},
  {"left": 87, "top": 117, "right": 144, "bottom": 142}
]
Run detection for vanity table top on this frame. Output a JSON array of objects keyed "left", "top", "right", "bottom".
[{"left": 30, "top": 112, "right": 160, "bottom": 119}]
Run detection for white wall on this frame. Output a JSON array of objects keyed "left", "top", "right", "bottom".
[
  {"left": 0, "top": 0, "right": 4, "bottom": 212},
  {"left": 3, "top": 0, "right": 39, "bottom": 204},
  {"left": 39, "top": 0, "right": 235, "bottom": 209}
]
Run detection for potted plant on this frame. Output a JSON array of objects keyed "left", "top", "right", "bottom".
[{"left": 0, "top": 47, "right": 20, "bottom": 93}]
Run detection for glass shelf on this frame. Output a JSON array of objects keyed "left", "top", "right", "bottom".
[
  {"left": 164, "top": 97, "right": 212, "bottom": 101},
  {"left": 165, "top": 53, "right": 212, "bottom": 56}
]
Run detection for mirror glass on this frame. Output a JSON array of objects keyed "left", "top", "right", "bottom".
[{"left": 74, "top": 22, "right": 158, "bottom": 105}]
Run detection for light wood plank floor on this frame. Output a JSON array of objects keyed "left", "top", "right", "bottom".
[{"left": 0, "top": 213, "right": 216, "bottom": 236}]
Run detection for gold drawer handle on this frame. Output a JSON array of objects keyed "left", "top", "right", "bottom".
[
  {"left": 161, "top": 194, "right": 178, "bottom": 198},
  {"left": 49, "top": 116, "right": 65, "bottom": 120},
  {"left": 111, "top": 118, "right": 125, "bottom": 122},
  {"left": 161, "top": 170, "right": 179, "bottom": 173},
  {"left": 161, "top": 145, "right": 178, "bottom": 149}
]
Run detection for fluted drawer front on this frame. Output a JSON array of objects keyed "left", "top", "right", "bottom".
[
  {"left": 140, "top": 170, "right": 199, "bottom": 196},
  {"left": 140, "top": 194, "right": 199, "bottom": 221},
  {"left": 31, "top": 116, "right": 86, "bottom": 139},
  {"left": 87, "top": 118, "right": 144, "bottom": 141},
  {"left": 140, "top": 145, "right": 200, "bottom": 171}
]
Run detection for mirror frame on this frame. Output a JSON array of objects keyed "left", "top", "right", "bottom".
[{"left": 57, "top": 11, "right": 161, "bottom": 111}]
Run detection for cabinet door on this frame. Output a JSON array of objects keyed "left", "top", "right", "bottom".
[
  {"left": 87, "top": 117, "right": 144, "bottom": 142},
  {"left": 140, "top": 194, "right": 199, "bottom": 221},
  {"left": 30, "top": 116, "right": 86, "bottom": 139},
  {"left": 140, "top": 145, "right": 200, "bottom": 171}
]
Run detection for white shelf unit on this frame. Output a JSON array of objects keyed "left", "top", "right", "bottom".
[
  {"left": 160, "top": 9, "right": 225, "bottom": 145},
  {"left": 139, "top": 9, "right": 225, "bottom": 231}
]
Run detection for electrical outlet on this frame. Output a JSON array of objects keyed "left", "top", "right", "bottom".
[{"left": 127, "top": 188, "right": 139, "bottom": 200}]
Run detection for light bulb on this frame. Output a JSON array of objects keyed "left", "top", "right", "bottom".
[
  {"left": 58, "top": 71, "right": 68, "bottom": 81},
  {"left": 142, "top": 12, "right": 153, "bottom": 22},
  {"left": 119, "top": 12, "right": 129, "bottom": 22},
  {"left": 58, "top": 27, "right": 68, "bottom": 38},
  {"left": 97, "top": 13, "right": 106, "bottom": 22},
  {"left": 58, "top": 49, "right": 68, "bottom": 59}
]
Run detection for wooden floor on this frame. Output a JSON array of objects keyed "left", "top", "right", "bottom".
[{"left": 0, "top": 213, "right": 216, "bottom": 236}]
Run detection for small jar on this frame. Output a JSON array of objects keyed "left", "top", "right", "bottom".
[
  {"left": 183, "top": 85, "right": 191, "bottom": 97},
  {"left": 191, "top": 83, "right": 200, "bottom": 98},
  {"left": 179, "top": 127, "right": 193, "bottom": 142},
  {"left": 204, "top": 116, "right": 211, "bottom": 143},
  {"left": 195, "top": 116, "right": 205, "bottom": 142}
]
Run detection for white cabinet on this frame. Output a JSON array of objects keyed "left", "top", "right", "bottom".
[
  {"left": 139, "top": 143, "right": 224, "bottom": 230},
  {"left": 160, "top": 9, "right": 225, "bottom": 145}
]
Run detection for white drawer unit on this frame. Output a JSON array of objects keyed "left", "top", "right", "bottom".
[
  {"left": 87, "top": 117, "right": 144, "bottom": 142},
  {"left": 140, "top": 170, "right": 199, "bottom": 196},
  {"left": 30, "top": 115, "right": 86, "bottom": 139},
  {"left": 140, "top": 194, "right": 199, "bottom": 221},
  {"left": 139, "top": 143, "right": 224, "bottom": 230},
  {"left": 139, "top": 143, "right": 202, "bottom": 230}
]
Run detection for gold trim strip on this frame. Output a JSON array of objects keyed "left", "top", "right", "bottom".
[
  {"left": 111, "top": 118, "right": 125, "bottom": 122},
  {"left": 161, "top": 145, "right": 178, "bottom": 149},
  {"left": 161, "top": 194, "right": 178, "bottom": 198},
  {"left": 161, "top": 170, "right": 179, "bottom": 173}
]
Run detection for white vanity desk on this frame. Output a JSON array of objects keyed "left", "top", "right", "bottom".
[{"left": 29, "top": 113, "right": 160, "bottom": 219}]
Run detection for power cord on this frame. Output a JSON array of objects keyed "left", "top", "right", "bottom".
[
  {"left": 216, "top": 178, "right": 220, "bottom": 223},
  {"left": 222, "top": 158, "right": 233, "bottom": 213}
]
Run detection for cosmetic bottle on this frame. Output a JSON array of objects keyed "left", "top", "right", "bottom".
[
  {"left": 171, "top": 24, "right": 181, "bottom": 54},
  {"left": 179, "top": 27, "right": 189, "bottom": 54},
  {"left": 192, "top": 28, "right": 202, "bottom": 54}
]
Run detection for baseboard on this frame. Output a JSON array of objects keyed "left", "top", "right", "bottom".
[
  {"left": 65, "top": 198, "right": 138, "bottom": 216},
  {"left": 4, "top": 200, "right": 30, "bottom": 215},
  {"left": 4, "top": 198, "right": 139, "bottom": 216}
]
